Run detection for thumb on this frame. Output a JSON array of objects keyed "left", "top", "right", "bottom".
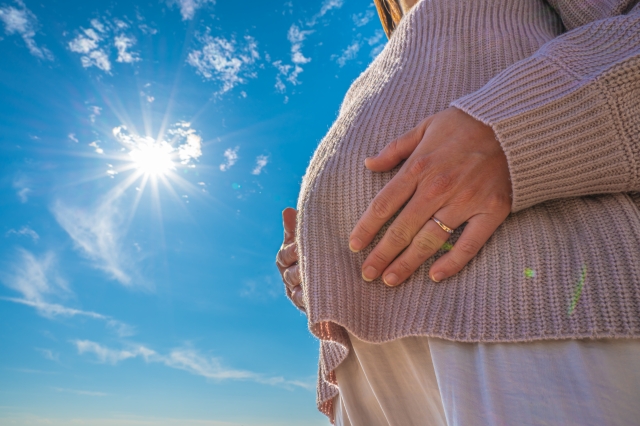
[
  {"left": 365, "top": 116, "right": 432, "bottom": 172},
  {"left": 282, "top": 207, "right": 298, "bottom": 244}
]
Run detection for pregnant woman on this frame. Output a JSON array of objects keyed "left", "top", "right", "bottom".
[{"left": 277, "top": 0, "right": 640, "bottom": 424}]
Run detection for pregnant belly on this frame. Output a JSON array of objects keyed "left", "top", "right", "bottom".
[{"left": 295, "top": 0, "right": 563, "bottom": 316}]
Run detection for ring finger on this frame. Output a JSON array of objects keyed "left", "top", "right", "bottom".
[{"left": 381, "top": 208, "right": 466, "bottom": 286}]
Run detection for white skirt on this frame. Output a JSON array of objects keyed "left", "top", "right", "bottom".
[{"left": 334, "top": 332, "right": 640, "bottom": 426}]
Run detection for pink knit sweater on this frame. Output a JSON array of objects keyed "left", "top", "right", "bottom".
[{"left": 293, "top": 0, "right": 640, "bottom": 418}]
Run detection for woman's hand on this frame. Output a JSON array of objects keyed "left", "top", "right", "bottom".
[
  {"left": 276, "top": 207, "right": 305, "bottom": 311},
  {"left": 349, "top": 107, "right": 511, "bottom": 286}
]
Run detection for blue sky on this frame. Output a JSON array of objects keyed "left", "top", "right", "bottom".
[{"left": 0, "top": 0, "right": 385, "bottom": 424}]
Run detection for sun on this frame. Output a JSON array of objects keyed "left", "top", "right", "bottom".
[{"left": 128, "top": 140, "right": 175, "bottom": 177}]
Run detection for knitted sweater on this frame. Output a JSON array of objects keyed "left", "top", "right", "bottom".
[{"left": 294, "top": 0, "right": 640, "bottom": 418}]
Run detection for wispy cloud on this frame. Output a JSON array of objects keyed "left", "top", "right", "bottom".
[
  {"left": 219, "top": 146, "right": 239, "bottom": 172},
  {"left": 274, "top": 0, "right": 343, "bottom": 92},
  {"left": 307, "top": 0, "right": 344, "bottom": 26},
  {"left": 89, "top": 105, "right": 102, "bottom": 123},
  {"left": 251, "top": 155, "right": 269, "bottom": 175},
  {"left": 0, "top": 249, "right": 135, "bottom": 337},
  {"left": 367, "top": 29, "right": 385, "bottom": 57},
  {"left": 0, "top": 0, "right": 52, "bottom": 60},
  {"left": 166, "top": 0, "right": 215, "bottom": 20},
  {"left": 114, "top": 34, "right": 139, "bottom": 63},
  {"left": 73, "top": 340, "right": 313, "bottom": 390},
  {"left": 353, "top": 9, "right": 375, "bottom": 27},
  {"left": 335, "top": 41, "right": 360, "bottom": 67},
  {"left": 240, "top": 274, "right": 280, "bottom": 300},
  {"left": 51, "top": 199, "right": 134, "bottom": 285},
  {"left": 68, "top": 18, "right": 140, "bottom": 73},
  {"left": 53, "top": 387, "right": 108, "bottom": 397},
  {"left": 6, "top": 225, "right": 39, "bottom": 241},
  {"left": 333, "top": 30, "right": 386, "bottom": 67},
  {"left": 13, "top": 175, "right": 31, "bottom": 203},
  {"left": 187, "top": 33, "right": 259, "bottom": 95},
  {"left": 36, "top": 348, "right": 59, "bottom": 362}
]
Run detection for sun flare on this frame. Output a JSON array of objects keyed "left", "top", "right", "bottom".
[{"left": 129, "top": 141, "right": 175, "bottom": 176}]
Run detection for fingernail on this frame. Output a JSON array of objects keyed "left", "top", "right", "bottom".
[
  {"left": 383, "top": 273, "right": 399, "bottom": 286},
  {"left": 349, "top": 237, "right": 363, "bottom": 252},
  {"left": 431, "top": 272, "right": 445, "bottom": 283},
  {"left": 362, "top": 266, "right": 378, "bottom": 281}
]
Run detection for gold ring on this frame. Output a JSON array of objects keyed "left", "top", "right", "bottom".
[{"left": 432, "top": 216, "right": 455, "bottom": 234}]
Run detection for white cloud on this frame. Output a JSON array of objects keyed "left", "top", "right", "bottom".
[
  {"left": 114, "top": 34, "right": 139, "bottom": 63},
  {"left": 287, "top": 25, "right": 312, "bottom": 65},
  {"left": 367, "top": 29, "right": 386, "bottom": 58},
  {"left": 68, "top": 133, "right": 79, "bottom": 143},
  {"left": 219, "top": 146, "right": 239, "bottom": 171},
  {"left": 73, "top": 340, "right": 313, "bottom": 390},
  {"left": 353, "top": 9, "right": 375, "bottom": 27},
  {"left": 68, "top": 28, "right": 100, "bottom": 54},
  {"left": 1, "top": 250, "right": 69, "bottom": 304},
  {"left": 89, "top": 141, "right": 104, "bottom": 154},
  {"left": 13, "top": 175, "right": 31, "bottom": 203},
  {"left": 81, "top": 50, "right": 111, "bottom": 72},
  {"left": 370, "top": 44, "right": 385, "bottom": 58},
  {"left": 274, "top": 0, "right": 342, "bottom": 93},
  {"left": 89, "top": 105, "right": 102, "bottom": 123},
  {"left": 0, "top": 248, "right": 135, "bottom": 337},
  {"left": 0, "top": 0, "right": 52, "bottom": 60},
  {"left": 6, "top": 225, "right": 39, "bottom": 241},
  {"left": 166, "top": 0, "right": 215, "bottom": 21},
  {"left": 112, "top": 121, "right": 203, "bottom": 168},
  {"left": 367, "top": 29, "right": 384, "bottom": 46},
  {"left": 52, "top": 200, "right": 133, "bottom": 285},
  {"left": 251, "top": 155, "right": 269, "bottom": 175},
  {"left": 307, "top": 0, "right": 344, "bottom": 26},
  {"left": 187, "top": 33, "right": 259, "bottom": 95},
  {"left": 68, "top": 19, "right": 140, "bottom": 73},
  {"left": 335, "top": 41, "right": 361, "bottom": 67}
]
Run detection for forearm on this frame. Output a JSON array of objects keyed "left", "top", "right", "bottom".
[{"left": 452, "top": 5, "right": 640, "bottom": 212}]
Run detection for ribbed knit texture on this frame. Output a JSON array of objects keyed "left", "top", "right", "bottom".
[{"left": 294, "top": 0, "right": 640, "bottom": 420}]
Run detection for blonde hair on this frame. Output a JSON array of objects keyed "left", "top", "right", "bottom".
[{"left": 373, "top": 0, "right": 404, "bottom": 38}]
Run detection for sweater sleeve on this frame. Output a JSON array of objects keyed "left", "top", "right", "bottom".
[{"left": 451, "top": 3, "right": 640, "bottom": 212}]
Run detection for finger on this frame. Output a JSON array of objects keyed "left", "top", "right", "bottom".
[
  {"left": 364, "top": 116, "right": 433, "bottom": 172},
  {"left": 283, "top": 263, "right": 301, "bottom": 291},
  {"left": 282, "top": 207, "right": 297, "bottom": 244},
  {"left": 359, "top": 189, "right": 443, "bottom": 281},
  {"left": 380, "top": 209, "right": 465, "bottom": 286},
  {"left": 429, "top": 213, "right": 502, "bottom": 282},
  {"left": 349, "top": 171, "right": 417, "bottom": 252},
  {"left": 276, "top": 242, "right": 298, "bottom": 268},
  {"left": 291, "top": 285, "right": 305, "bottom": 310}
]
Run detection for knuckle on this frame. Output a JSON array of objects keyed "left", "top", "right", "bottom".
[
  {"left": 370, "top": 195, "right": 393, "bottom": 220},
  {"left": 387, "top": 225, "right": 412, "bottom": 247},
  {"left": 456, "top": 238, "right": 483, "bottom": 257},
  {"left": 396, "top": 258, "right": 414, "bottom": 274},
  {"left": 486, "top": 192, "right": 511, "bottom": 212},
  {"left": 426, "top": 173, "right": 454, "bottom": 198},
  {"left": 388, "top": 139, "right": 400, "bottom": 156},
  {"left": 445, "top": 256, "right": 464, "bottom": 272},
  {"left": 407, "top": 156, "right": 432, "bottom": 178},
  {"left": 413, "top": 233, "right": 440, "bottom": 255},
  {"left": 371, "top": 250, "right": 389, "bottom": 265}
]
